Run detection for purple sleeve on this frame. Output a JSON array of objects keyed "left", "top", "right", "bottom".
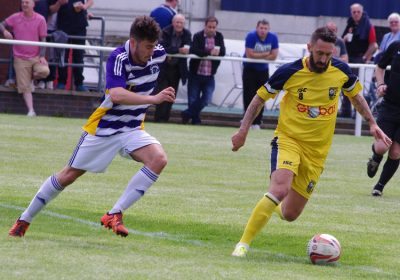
[{"left": 105, "top": 51, "right": 127, "bottom": 89}]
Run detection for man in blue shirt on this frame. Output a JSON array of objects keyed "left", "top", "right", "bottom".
[
  {"left": 242, "top": 19, "right": 279, "bottom": 129},
  {"left": 150, "top": 0, "right": 178, "bottom": 30}
]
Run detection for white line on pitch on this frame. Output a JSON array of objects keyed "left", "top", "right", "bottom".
[{"left": 0, "top": 203, "right": 204, "bottom": 246}]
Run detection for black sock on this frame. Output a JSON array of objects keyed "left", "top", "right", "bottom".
[
  {"left": 373, "top": 183, "right": 385, "bottom": 192},
  {"left": 377, "top": 158, "right": 400, "bottom": 187},
  {"left": 372, "top": 144, "right": 383, "bottom": 163}
]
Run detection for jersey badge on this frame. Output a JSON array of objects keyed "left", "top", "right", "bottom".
[{"left": 328, "top": 87, "right": 338, "bottom": 100}]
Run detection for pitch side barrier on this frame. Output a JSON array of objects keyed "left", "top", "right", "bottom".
[{"left": 0, "top": 38, "right": 376, "bottom": 136}]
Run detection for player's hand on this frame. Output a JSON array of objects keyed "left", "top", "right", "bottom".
[
  {"left": 155, "top": 87, "right": 175, "bottom": 104},
  {"left": 231, "top": 130, "right": 247, "bottom": 151},
  {"left": 370, "top": 123, "right": 392, "bottom": 147},
  {"left": 376, "top": 84, "right": 387, "bottom": 97}
]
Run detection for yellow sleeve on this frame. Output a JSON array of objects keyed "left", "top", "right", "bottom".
[
  {"left": 257, "top": 85, "right": 277, "bottom": 101},
  {"left": 343, "top": 80, "right": 363, "bottom": 98}
]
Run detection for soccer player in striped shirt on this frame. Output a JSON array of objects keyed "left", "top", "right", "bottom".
[{"left": 9, "top": 16, "right": 176, "bottom": 238}]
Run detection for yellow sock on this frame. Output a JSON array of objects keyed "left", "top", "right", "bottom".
[
  {"left": 274, "top": 203, "right": 285, "bottom": 220},
  {"left": 239, "top": 195, "right": 278, "bottom": 245}
]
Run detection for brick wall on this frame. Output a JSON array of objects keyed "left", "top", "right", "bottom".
[{"left": 0, "top": 86, "right": 102, "bottom": 118}]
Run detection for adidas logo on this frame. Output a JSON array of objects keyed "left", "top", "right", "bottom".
[{"left": 128, "top": 73, "right": 135, "bottom": 79}]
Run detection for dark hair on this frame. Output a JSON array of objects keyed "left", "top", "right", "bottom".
[
  {"left": 257, "top": 19, "right": 269, "bottom": 26},
  {"left": 130, "top": 16, "right": 161, "bottom": 42},
  {"left": 311, "top": 27, "right": 336, "bottom": 44},
  {"left": 205, "top": 16, "right": 218, "bottom": 25}
]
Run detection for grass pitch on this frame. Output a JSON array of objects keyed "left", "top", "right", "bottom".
[{"left": 1, "top": 113, "right": 400, "bottom": 279}]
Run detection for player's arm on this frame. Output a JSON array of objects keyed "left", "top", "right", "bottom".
[
  {"left": 375, "top": 66, "right": 386, "bottom": 97},
  {"left": 109, "top": 87, "right": 175, "bottom": 105},
  {"left": 349, "top": 94, "right": 392, "bottom": 146},
  {"left": 231, "top": 95, "right": 265, "bottom": 151}
]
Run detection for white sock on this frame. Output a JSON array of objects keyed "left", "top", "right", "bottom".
[
  {"left": 20, "top": 175, "right": 64, "bottom": 223},
  {"left": 109, "top": 166, "right": 158, "bottom": 214}
]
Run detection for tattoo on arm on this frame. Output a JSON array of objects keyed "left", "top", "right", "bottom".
[
  {"left": 350, "top": 94, "right": 374, "bottom": 123},
  {"left": 241, "top": 96, "right": 265, "bottom": 127}
]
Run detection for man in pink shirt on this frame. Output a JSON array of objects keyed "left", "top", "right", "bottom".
[{"left": 0, "top": 0, "right": 50, "bottom": 116}]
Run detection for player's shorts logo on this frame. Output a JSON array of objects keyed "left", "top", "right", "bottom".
[
  {"left": 328, "top": 87, "right": 338, "bottom": 100},
  {"left": 306, "top": 180, "right": 316, "bottom": 193},
  {"left": 297, "top": 104, "right": 336, "bottom": 118}
]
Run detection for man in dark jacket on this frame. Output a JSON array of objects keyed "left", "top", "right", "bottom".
[
  {"left": 50, "top": 0, "right": 93, "bottom": 91},
  {"left": 154, "top": 14, "right": 191, "bottom": 122},
  {"left": 181, "top": 16, "right": 225, "bottom": 125}
]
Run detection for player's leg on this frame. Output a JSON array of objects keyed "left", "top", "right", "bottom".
[
  {"left": 9, "top": 167, "right": 85, "bottom": 237},
  {"left": 283, "top": 149, "right": 324, "bottom": 221},
  {"left": 9, "top": 131, "right": 109, "bottom": 237},
  {"left": 368, "top": 140, "right": 389, "bottom": 178},
  {"left": 109, "top": 143, "right": 166, "bottom": 214},
  {"left": 232, "top": 136, "right": 300, "bottom": 257},
  {"left": 102, "top": 132, "right": 165, "bottom": 236},
  {"left": 368, "top": 116, "right": 393, "bottom": 178},
  {"left": 280, "top": 187, "right": 308, "bottom": 221},
  {"left": 372, "top": 138, "right": 400, "bottom": 196},
  {"left": 232, "top": 169, "right": 294, "bottom": 257}
]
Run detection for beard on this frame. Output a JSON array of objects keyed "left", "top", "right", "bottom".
[{"left": 309, "top": 54, "right": 329, "bottom": 73}]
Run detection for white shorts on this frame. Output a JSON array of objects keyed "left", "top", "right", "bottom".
[{"left": 68, "top": 130, "right": 160, "bottom": 173}]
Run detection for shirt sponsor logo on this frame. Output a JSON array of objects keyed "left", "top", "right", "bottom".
[
  {"left": 297, "top": 103, "right": 336, "bottom": 118},
  {"left": 283, "top": 160, "right": 293, "bottom": 166}
]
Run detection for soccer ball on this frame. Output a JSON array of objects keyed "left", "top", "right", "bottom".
[{"left": 307, "top": 234, "right": 341, "bottom": 265}]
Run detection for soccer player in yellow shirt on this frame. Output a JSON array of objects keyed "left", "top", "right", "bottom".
[{"left": 231, "top": 27, "right": 392, "bottom": 257}]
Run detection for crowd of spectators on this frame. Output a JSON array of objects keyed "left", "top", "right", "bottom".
[{"left": 0, "top": 1, "right": 397, "bottom": 122}]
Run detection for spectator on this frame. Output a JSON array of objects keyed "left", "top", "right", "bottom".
[
  {"left": 34, "top": 0, "right": 58, "bottom": 89},
  {"left": 150, "top": 0, "right": 178, "bottom": 30},
  {"left": 367, "top": 40, "right": 400, "bottom": 197},
  {"left": 378, "top": 13, "right": 400, "bottom": 55},
  {"left": 242, "top": 19, "right": 279, "bottom": 130},
  {"left": 8, "top": 15, "right": 176, "bottom": 238},
  {"left": 341, "top": 3, "right": 378, "bottom": 118},
  {"left": 0, "top": 0, "right": 50, "bottom": 116},
  {"left": 181, "top": 16, "right": 226, "bottom": 125},
  {"left": 326, "top": 21, "right": 351, "bottom": 116},
  {"left": 374, "top": 13, "right": 400, "bottom": 66},
  {"left": 154, "top": 13, "right": 191, "bottom": 122},
  {"left": 51, "top": 0, "right": 93, "bottom": 92},
  {"left": 326, "top": 21, "right": 348, "bottom": 62}
]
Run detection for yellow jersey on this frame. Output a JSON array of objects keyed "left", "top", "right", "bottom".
[{"left": 257, "top": 57, "right": 362, "bottom": 155}]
